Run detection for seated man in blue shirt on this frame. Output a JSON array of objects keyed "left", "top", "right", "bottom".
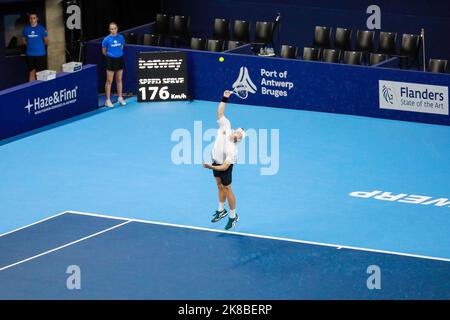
[{"left": 22, "top": 12, "right": 49, "bottom": 82}]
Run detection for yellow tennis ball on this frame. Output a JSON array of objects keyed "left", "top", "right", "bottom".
[{"left": 219, "top": 57, "right": 225, "bottom": 62}]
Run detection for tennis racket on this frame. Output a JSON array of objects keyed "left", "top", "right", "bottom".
[{"left": 230, "top": 86, "right": 250, "bottom": 99}]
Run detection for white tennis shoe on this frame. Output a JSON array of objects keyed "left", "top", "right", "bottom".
[
  {"left": 118, "top": 97, "right": 127, "bottom": 106},
  {"left": 105, "top": 99, "right": 114, "bottom": 108}
]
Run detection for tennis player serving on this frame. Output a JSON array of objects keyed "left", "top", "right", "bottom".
[{"left": 203, "top": 90, "right": 245, "bottom": 230}]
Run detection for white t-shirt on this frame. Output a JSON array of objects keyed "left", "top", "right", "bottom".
[{"left": 212, "top": 116, "right": 238, "bottom": 164}]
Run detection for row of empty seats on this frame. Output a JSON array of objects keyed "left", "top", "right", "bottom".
[
  {"left": 280, "top": 45, "right": 389, "bottom": 65},
  {"left": 275, "top": 26, "right": 447, "bottom": 72},
  {"left": 279, "top": 45, "right": 447, "bottom": 72},
  {"left": 121, "top": 15, "right": 448, "bottom": 73},
  {"left": 121, "top": 14, "right": 192, "bottom": 47},
  {"left": 122, "top": 14, "right": 276, "bottom": 48},
  {"left": 145, "top": 16, "right": 424, "bottom": 59},
  {"left": 190, "top": 38, "right": 244, "bottom": 52},
  {"left": 154, "top": 14, "right": 276, "bottom": 45},
  {"left": 120, "top": 32, "right": 247, "bottom": 52},
  {"left": 312, "top": 26, "right": 421, "bottom": 58},
  {"left": 310, "top": 26, "right": 423, "bottom": 70}
]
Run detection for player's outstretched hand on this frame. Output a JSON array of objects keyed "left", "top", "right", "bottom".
[
  {"left": 203, "top": 162, "right": 212, "bottom": 170},
  {"left": 223, "top": 90, "right": 232, "bottom": 98}
]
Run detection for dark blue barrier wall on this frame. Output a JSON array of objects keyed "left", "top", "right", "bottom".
[
  {"left": 162, "top": 0, "right": 450, "bottom": 63},
  {"left": 0, "top": 65, "right": 99, "bottom": 140},
  {"left": 86, "top": 40, "right": 450, "bottom": 126}
]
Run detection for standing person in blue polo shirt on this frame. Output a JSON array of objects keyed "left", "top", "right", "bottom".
[
  {"left": 22, "top": 12, "right": 49, "bottom": 82},
  {"left": 102, "top": 22, "right": 127, "bottom": 108}
]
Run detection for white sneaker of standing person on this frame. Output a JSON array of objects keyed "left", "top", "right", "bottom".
[
  {"left": 118, "top": 97, "right": 127, "bottom": 106},
  {"left": 105, "top": 99, "right": 114, "bottom": 108}
]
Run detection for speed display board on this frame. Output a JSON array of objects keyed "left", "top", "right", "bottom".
[{"left": 136, "top": 51, "right": 189, "bottom": 102}]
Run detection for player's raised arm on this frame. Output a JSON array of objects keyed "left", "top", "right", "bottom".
[{"left": 217, "top": 90, "right": 232, "bottom": 120}]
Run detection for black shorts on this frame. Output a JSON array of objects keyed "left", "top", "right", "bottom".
[
  {"left": 106, "top": 56, "right": 125, "bottom": 71},
  {"left": 212, "top": 161, "right": 234, "bottom": 186},
  {"left": 26, "top": 55, "right": 47, "bottom": 72}
]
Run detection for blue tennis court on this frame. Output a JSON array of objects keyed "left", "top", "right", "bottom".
[
  {"left": 0, "top": 211, "right": 449, "bottom": 300},
  {"left": 1, "top": 98, "right": 450, "bottom": 299}
]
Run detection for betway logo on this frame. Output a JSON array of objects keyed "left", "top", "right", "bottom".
[
  {"left": 350, "top": 190, "right": 450, "bottom": 208},
  {"left": 25, "top": 87, "right": 78, "bottom": 115}
]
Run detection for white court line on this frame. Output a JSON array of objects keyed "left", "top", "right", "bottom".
[
  {"left": 66, "top": 210, "right": 450, "bottom": 263},
  {"left": 0, "top": 220, "right": 131, "bottom": 272},
  {"left": 0, "top": 211, "right": 69, "bottom": 238}
]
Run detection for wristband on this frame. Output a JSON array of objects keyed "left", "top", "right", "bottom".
[{"left": 221, "top": 96, "right": 229, "bottom": 103}]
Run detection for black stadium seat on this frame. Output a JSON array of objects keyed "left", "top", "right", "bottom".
[
  {"left": 399, "top": 33, "right": 421, "bottom": 69},
  {"left": 190, "top": 37, "right": 206, "bottom": 50},
  {"left": 121, "top": 32, "right": 137, "bottom": 45},
  {"left": 254, "top": 21, "right": 275, "bottom": 46},
  {"left": 302, "top": 47, "right": 319, "bottom": 61},
  {"left": 155, "top": 14, "right": 170, "bottom": 36},
  {"left": 226, "top": 40, "right": 244, "bottom": 50},
  {"left": 343, "top": 51, "right": 363, "bottom": 65},
  {"left": 314, "top": 26, "right": 332, "bottom": 49},
  {"left": 141, "top": 34, "right": 161, "bottom": 46},
  {"left": 213, "top": 18, "right": 230, "bottom": 41},
  {"left": 171, "top": 15, "right": 191, "bottom": 46},
  {"left": 335, "top": 28, "right": 352, "bottom": 52},
  {"left": 428, "top": 59, "right": 448, "bottom": 73},
  {"left": 322, "top": 49, "right": 340, "bottom": 63},
  {"left": 379, "top": 32, "right": 397, "bottom": 55},
  {"left": 356, "top": 30, "right": 375, "bottom": 53},
  {"left": 207, "top": 39, "right": 225, "bottom": 52},
  {"left": 369, "top": 53, "right": 388, "bottom": 66},
  {"left": 280, "top": 45, "right": 298, "bottom": 59},
  {"left": 400, "top": 34, "right": 420, "bottom": 57},
  {"left": 233, "top": 20, "right": 251, "bottom": 43}
]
